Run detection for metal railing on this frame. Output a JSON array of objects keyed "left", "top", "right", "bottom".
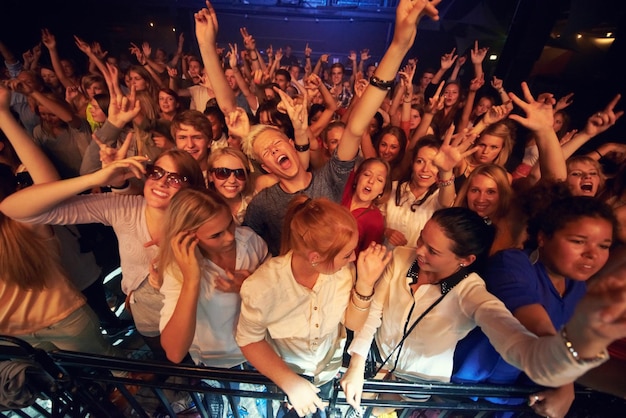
[{"left": 1, "top": 335, "right": 621, "bottom": 418}]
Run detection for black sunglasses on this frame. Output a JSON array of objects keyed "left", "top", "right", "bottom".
[
  {"left": 210, "top": 167, "right": 247, "bottom": 181},
  {"left": 145, "top": 164, "right": 189, "bottom": 188}
]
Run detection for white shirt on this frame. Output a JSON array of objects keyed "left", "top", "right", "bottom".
[
  {"left": 349, "top": 246, "right": 605, "bottom": 387},
  {"left": 383, "top": 181, "right": 442, "bottom": 250},
  {"left": 160, "top": 227, "right": 268, "bottom": 367},
  {"left": 237, "top": 251, "right": 355, "bottom": 385}
]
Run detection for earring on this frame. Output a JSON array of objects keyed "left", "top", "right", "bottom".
[
  {"left": 311, "top": 261, "right": 319, "bottom": 267},
  {"left": 459, "top": 263, "right": 465, "bottom": 267}
]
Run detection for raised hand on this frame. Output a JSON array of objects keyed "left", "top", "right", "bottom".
[
  {"left": 393, "top": 0, "right": 441, "bottom": 50},
  {"left": 356, "top": 242, "right": 392, "bottom": 289},
  {"left": 107, "top": 88, "right": 141, "bottom": 128},
  {"left": 93, "top": 130, "right": 133, "bottom": 168},
  {"left": 274, "top": 86, "right": 308, "bottom": 132},
  {"left": 171, "top": 231, "right": 201, "bottom": 283},
  {"left": 454, "top": 55, "right": 467, "bottom": 68},
  {"left": 65, "top": 85, "right": 80, "bottom": 102},
  {"left": 91, "top": 41, "right": 108, "bottom": 59},
  {"left": 239, "top": 27, "right": 256, "bottom": 51},
  {"left": 508, "top": 83, "right": 557, "bottom": 134},
  {"left": 142, "top": 42, "right": 152, "bottom": 58},
  {"left": 32, "top": 43, "right": 42, "bottom": 59},
  {"left": 228, "top": 43, "right": 238, "bottom": 69},
  {"left": 582, "top": 94, "right": 623, "bottom": 137},
  {"left": 74, "top": 35, "right": 92, "bottom": 55},
  {"left": 425, "top": 81, "right": 445, "bottom": 115},
  {"left": 470, "top": 40, "right": 489, "bottom": 64},
  {"left": 482, "top": 103, "right": 511, "bottom": 125},
  {"left": 468, "top": 73, "right": 485, "bottom": 92},
  {"left": 274, "top": 48, "right": 283, "bottom": 63},
  {"left": 353, "top": 78, "right": 369, "bottom": 99},
  {"left": 348, "top": 50, "right": 357, "bottom": 62},
  {"left": 194, "top": 1, "right": 219, "bottom": 47},
  {"left": 41, "top": 28, "right": 56, "bottom": 50},
  {"left": 433, "top": 125, "right": 478, "bottom": 173},
  {"left": 167, "top": 66, "right": 178, "bottom": 79},
  {"left": 360, "top": 49, "right": 371, "bottom": 62},
  {"left": 440, "top": 47, "right": 457, "bottom": 70},
  {"left": 92, "top": 155, "right": 147, "bottom": 188},
  {"left": 490, "top": 76, "right": 504, "bottom": 91},
  {"left": 555, "top": 92, "right": 574, "bottom": 112},
  {"left": 304, "top": 43, "right": 312, "bottom": 57},
  {"left": 225, "top": 107, "right": 251, "bottom": 139},
  {"left": 319, "top": 53, "right": 329, "bottom": 64}
]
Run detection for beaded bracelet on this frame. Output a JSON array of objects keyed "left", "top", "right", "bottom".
[
  {"left": 369, "top": 76, "right": 394, "bottom": 91},
  {"left": 353, "top": 285, "right": 375, "bottom": 301},
  {"left": 560, "top": 327, "right": 607, "bottom": 365},
  {"left": 436, "top": 175, "right": 455, "bottom": 188}
]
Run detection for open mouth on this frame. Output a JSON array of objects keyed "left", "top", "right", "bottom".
[
  {"left": 580, "top": 183, "right": 593, "bottom": 192},
  {"left": 277, "top": 155, "right": 291, "bottom": 168}
]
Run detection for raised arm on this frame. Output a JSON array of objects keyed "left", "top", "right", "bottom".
[
  {"left": 337, "top": 0, "right": 441, "bottom": 162},
  {"left": 429, "top": 47, "right": 457, "bottom": 87},
  {"left": 0, "top": 155, "right": 146, "bottom": 220},
  {"left": 228, "top": 43, "right": 259, "bottom": 113},
  {"left": 470, "top": 40, "right": 488, "bottom": 79},
  {"left": 457, "top": 73, "right": 485, "bottom": 131},
  {"left": 305, "top": 73, "right": 337, "bottom": 139},
  {"left": 41, "top": 29, "right": 77, "bottom": 88},
  {"left": 509, "top": 83, "right": 565, "bottom": 184},
  {"left": 0, "top": 85, "right": 59, "bottom": 183},
  {"left": 194, "top": 2, "right": 237, "bottom": 114},
  {"left": 10, "top": 78, "right": 82, "bottom": 129},
  {"left": 559, "top": 94, "right": 623, "bottom": 160}
]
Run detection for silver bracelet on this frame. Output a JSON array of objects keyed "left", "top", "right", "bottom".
[{"left": 350, "top": 297, "right": 370, "bottom": 312}]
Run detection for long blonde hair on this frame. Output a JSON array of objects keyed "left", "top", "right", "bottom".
[
  {"left": 0, "top": 214, "right": 64, "bottom": 290},
  {"left": 158, "top": 188, "right": 230, "bottom": 285}
]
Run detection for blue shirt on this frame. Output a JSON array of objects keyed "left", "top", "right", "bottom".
[{"left": 452, "top": 249, "right": 586, "bottom": 396}]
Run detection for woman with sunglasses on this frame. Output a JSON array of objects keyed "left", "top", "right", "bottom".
[
  {"left": 0, "top": 149, "right": 205, "bottom": 358},
  {"left": 207, "top": 147, "right": 255, "bottom": 224}
]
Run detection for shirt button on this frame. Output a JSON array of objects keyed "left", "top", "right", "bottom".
[
  {"left": 314, "top": 306, "right": 318, "bottom": 310},
  {"left": 315, "top": 324, "right": 319, "bottom": 328}
]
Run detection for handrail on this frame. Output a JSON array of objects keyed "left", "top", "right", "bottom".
[{"left": 0, "top": 335, "right": 614, "bottom": 417}]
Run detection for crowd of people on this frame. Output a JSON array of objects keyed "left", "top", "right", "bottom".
[{"left": 2, "top": 0, "right": 626, "bottom": 417}]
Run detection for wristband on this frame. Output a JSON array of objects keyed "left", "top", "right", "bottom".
[
  {"left": 369, "top": 76, "right": 394, "bottom": 91},
  {"left": 561, "top": 327, "right": 608, "bottom": 365},
  {"left": 436, "top": 175, "right": 455, "bottom": 188},
  {"left": 294, "top": 143, "right": 310, "bottom": 152},
  {"left": 353, "top": 285, "right": 374, "bottom": 301}
]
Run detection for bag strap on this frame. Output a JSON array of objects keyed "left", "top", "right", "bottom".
[{"left": 374, "top": 292, "right": 447, "bottom": 376}]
